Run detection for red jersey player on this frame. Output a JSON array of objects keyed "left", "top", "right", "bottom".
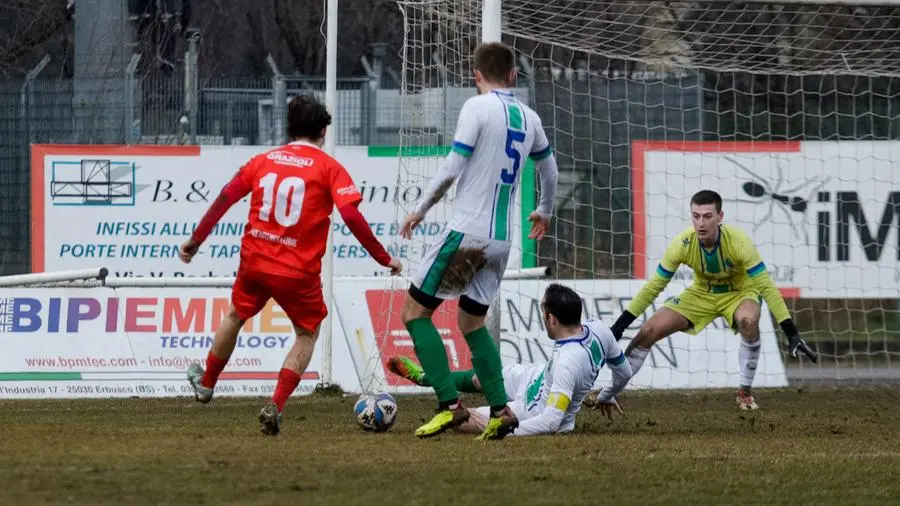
[{"left": 179, "top": 94, "right": 402, "bottom": 436}]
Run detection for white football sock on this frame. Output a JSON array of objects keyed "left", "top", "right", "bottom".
[
  {"left": 739, "top": 339, "right": 762, "bottom": 390},
  {"left": 627, "top": 347, "right": 650, "bottom": 376}
]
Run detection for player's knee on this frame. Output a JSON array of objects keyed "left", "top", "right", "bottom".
[
  {"left": 400, "top": 306, "right": 415, "bottom": 325},
  {"left": 401, "top": 297, "right": 425, "bottom": 324},
  {"left": 292, "top": 324, "right": 318, "bottom": 343},
  {"left": 738, "top": 314, "right": 759, "bottom": 334},
  {"left": 401, "top": 303, "right": 427, "bottom": 325},
  {"left": 402, "top": 287, "right": 438, "bottom": 324},
  {"left": 457, "top": 313, "right": 486, "bottom": 335},
  {"left": 296, "top": 332, "right": 317, "bottom": 346},
  {"left": 458, "top": 296, "right": 489, "bottom": 333}
]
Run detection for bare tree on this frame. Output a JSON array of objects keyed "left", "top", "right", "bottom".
[
  {"left": 6, "top": 0, "right": 898, "bottom": 80},
  {"left": 185, "top": 0, "right": 403, "bottom": 77},
  {"left": 0, "top": 0, "right": 72, "bottom": 77}
]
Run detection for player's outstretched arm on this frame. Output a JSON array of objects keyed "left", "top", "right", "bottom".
[
  {"left": 526, "top": 119, "right": 557, "bottom": 241},
  {"left": 180, "top": 171, "right": 252, "bottom": 264},
  {"left": 510, "top": 399, "right": 567, "bottom": 436},
  {"left": 745, "top": 252, "right": 817, "bottom": 362},
  {"left": 609, "top": 235, "right": 685, "bottom": 340},
  {"left": 329, "top": 161, "right": 401, "bottom": 275},
  {"left": 591, "top": 334, "right": 634, "bottom": 420},
  {"left": 338, "top": 202, "right": 401, "bottom": 274},
  {"left": 527, "top": 150, "right": 559, "bottom": 240},
  {"left": 399, "top": 152, "right": 467, "bottom": 239},
  {"left": 416, "top": 151, "right": 467, "bottom": 216},
  {"left": 510, "top": 361, "right": 579, "bottom": 437}
]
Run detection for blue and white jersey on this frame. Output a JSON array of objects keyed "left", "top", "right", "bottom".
[
  {"left": 447, "top": 89, "right": 552, "bottom": 241},
  {"left": 511, "top": 318, "right": 628, "bottom": 435}
]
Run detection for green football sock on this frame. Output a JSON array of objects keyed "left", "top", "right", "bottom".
[
  {"left": 451, "top": 370, "right": 478, "bottom": 393},
  {"left": 405, "top": 317, "right": 457, "bottom": 405},
  {"left": 416, "top": 370, "right": 476, "bottom": 393},
  {"left": 464, "top": 327, "right": 507, "bottom": 412}
]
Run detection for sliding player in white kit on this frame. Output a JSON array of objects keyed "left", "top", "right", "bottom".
[
  {"left": 388, "top": 284, "right": 633, "bottom": 436},
  {"left": 398, "top": 42, "right": 560, "bottom": 440}
]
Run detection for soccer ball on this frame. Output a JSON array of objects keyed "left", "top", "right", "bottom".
[{"left": 353, "top": 392, "right": 398, "bottom": 432}]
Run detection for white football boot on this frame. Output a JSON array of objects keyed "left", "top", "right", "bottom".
[
  {"left": 186, "top": 363, "right": 214, "bottom": 403},
  {"left": 736, "top": 388, "right": 759, "bottom": 411}
]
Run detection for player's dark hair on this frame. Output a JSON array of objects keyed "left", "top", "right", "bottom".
[
  {"left": 542, "top": 283, "right": 582, "bottom": 326},
  {"left": 286, "top": 93, "right": 332, "bottom": 141},
  {"left": 690, "top": 189, "right": 723, "bottom": 213},
  {"left": 473, "top": 42, "right": 515, "bottom": 84}
]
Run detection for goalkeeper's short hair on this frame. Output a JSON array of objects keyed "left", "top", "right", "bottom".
[
  {"left": 542, "top": 283, "right": 582, "bottom": 326},
  {"left": 690, "top": 189, "right": 723, "bottom": 212}
]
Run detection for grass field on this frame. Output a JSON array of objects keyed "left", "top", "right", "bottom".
[{"left": 1, "top": 388, "right": 899, "bottom": 505}]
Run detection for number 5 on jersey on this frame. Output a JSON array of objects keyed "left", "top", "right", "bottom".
[
  {"left": 258, "top": 172, "right": 306, "bottom": 227},
  {"left": 502, "top": 129, "right": 527, "bottom": 184}
]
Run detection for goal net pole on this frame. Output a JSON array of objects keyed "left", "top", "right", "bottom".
[
  {"left": 321, "top": 0, "right": 340, "bottom": 387},
  {"left": 482, "top": 0, "right": 505, "bottom": 349},
  {"left": 482, "top": 0, "right": 502, "bottom": 42}
]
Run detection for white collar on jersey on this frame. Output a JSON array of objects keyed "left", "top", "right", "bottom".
[
  {"left": 288, "top": 140, "right": 323, "bottom": 150},
  {"left": 555, "top": 325, "right": 590, "bottom": 345}
]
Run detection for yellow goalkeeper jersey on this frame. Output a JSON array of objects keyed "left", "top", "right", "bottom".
[{"left": 627, "top": 223, "right": 791, "bottom": 323}]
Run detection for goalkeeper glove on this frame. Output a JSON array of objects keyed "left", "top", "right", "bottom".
[
  {"left": 780, "top": 319, "right": 817, "bottom": 363},
  {"left": 610, "top": 311, "right": 637, "bottom": 341}
]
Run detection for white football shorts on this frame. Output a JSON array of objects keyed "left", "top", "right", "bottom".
[{"left": 411, "top": 228, "right": 511, "bottom": 307}]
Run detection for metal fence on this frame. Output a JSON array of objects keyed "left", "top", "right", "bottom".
[{"left": 0, "top": 72, "right": 398, "bottom": 276}]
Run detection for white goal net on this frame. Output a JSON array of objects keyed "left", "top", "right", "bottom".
[{"left": 377, "top": 0, "right": 900, "bottom": 391}]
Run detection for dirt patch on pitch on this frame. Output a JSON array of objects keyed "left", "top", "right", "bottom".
[{"left": 439, "top": 247, "right": 488, "bottom": 292}]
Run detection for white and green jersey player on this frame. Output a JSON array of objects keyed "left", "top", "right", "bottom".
[
  {"left": 388, "top": 320, "right": 632, "bottom": 436},
  {"left": 399, "top": 42, "right": 560, "bottom": 442},
  {"left": 387, "top": 284, "right": 634, "bottom": 437},
  {"left": 407, "top": 87, "right": 559, "bottom": 308},
  {"left": 480, "top": 318, "right": 633, "bottom": 436},
  {"left": 444, "top": 88, "right": 553, "bottom": 241}
]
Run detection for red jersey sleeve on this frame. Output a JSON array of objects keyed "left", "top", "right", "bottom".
[
  {"left": 338, "top": 204, "right": 392, "bottom": 266},
  {"left": 329, "top": 161, "right": 363, "bottom": 208},
  {"left": 191, "top": 159, "right": 255, "bottom": 244},
  {"left": 231, "top": 157, "right": 257, "bottom": 191}
]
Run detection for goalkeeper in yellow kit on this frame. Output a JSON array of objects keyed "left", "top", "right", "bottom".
[{"left": 610, "top": 190, "right": 817, "bottom": 410}]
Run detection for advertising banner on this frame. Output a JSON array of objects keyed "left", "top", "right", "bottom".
[
  {"left": 632, "top": 140, "right": 900, "bottom": 298},
  {"left": 0, "top": 288, "right": 359, "bottom": 398},
  {"left": 333, "top": 278, "right": 789, "bottom": 393},
  {"left": 0, "top": 278, "right": 787, "bottom": 398},
  {"left": 31, "top": 145, "right": 470, "bottom": 278}
]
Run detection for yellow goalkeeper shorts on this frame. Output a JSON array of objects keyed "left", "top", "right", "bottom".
[{"left": 663, "top": 286, "right": 762, "bottom": 335}]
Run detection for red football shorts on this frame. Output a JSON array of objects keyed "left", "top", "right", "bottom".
[{"left": 231, "top": 266, "right": 327, "bottom": 333}]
